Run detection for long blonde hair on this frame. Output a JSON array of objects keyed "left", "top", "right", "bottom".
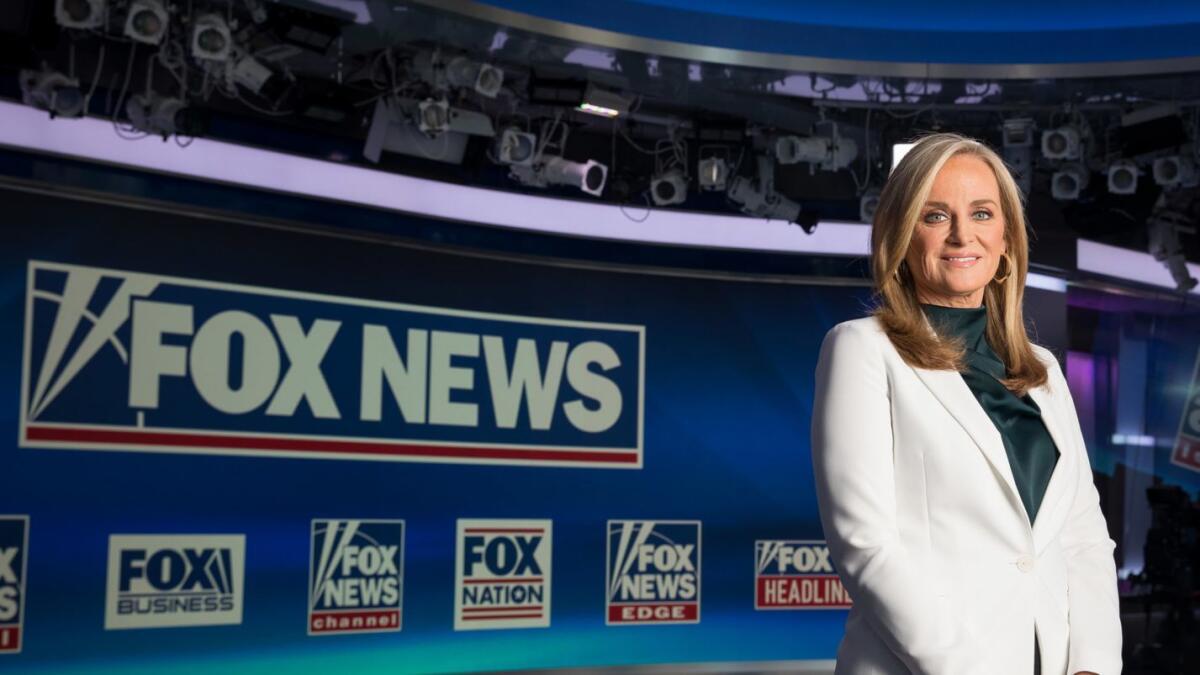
[{"left": 870, "top": 132, "right": 1047, "bottom": 395}]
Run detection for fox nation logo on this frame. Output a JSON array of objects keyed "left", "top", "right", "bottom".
[
  {"left": 455, "top": 519, "right": 551, "bottom": 630},
  {"left": 0, "top": 516, "right": 30, "bottom": 654},
  {"left": 754, "top": 540, "right": 852, "bottom": 610},
  {"left": 19, "top": 260, "right": 644, "bottom": 468},
  {"left": 105, "top": 534, "right": 246, "bottom": 629},
  {"left": 309, "top": 519, "right": 405, "bottom": 635},
  {"left": 606, "top": 520, "right": 700, "bottom": 625}
]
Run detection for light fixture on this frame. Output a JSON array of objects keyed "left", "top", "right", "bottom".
[
  {"left": 125, "top": 93, "right": 205, "bottom": 138},
  {"left": 697, "top": 157, "right": 728, "bottom": 191},
  {"left": 124, "top": 0, "right": 167, "bottom": 45},
  {"left": 1001, "top": 118, "right": 1034, "bottom": 194},
  {"left": 727, "top": 155, "right": 812, "bottom": 231},
  {"left": 192, "top": 13, "right": 232, "bottom": 61},
  {"left": 1051, "top": 164, "right": 1089, "bottom": 200},
  {"left": 1107, "top": 160, "right": 1138, "bottom": 195},
  {"left": 19, "top": 68, "right": 84, "bottom": 119},
  {"left": 1152, "top": 156, "right": 1198, "bottom": 188},
  {"left": 576, "top": 83, "right": 631, "bottom": 118},
  {"left": 650, "top": 168, "right": 688, "bottom": 206},
  {"left": 445, "top": 56, "right": 504, "bottom": 99},
  {"left": 496, "top": 127, "right": 537, "bottom": 166},
  {"left": 416, "top": 98, "right": 450, "bottom": 136},
  {"left": 509, "top": 157, "right": 608, "bottom": 197},
  {"left": 859, "top": 189, "right": 880, "bottom": 224},
  {"left": 774, "top": 133, "right": 857, "bottom": 171},
  {"left": 55, "top": 0, "right": 105, "bottom": 29},
  {"left": 1041, "top": 127, "right": 1081, "bottom": 160}
]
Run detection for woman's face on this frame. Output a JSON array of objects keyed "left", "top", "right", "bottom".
[{"left": 904, "top": 154, "right": 1007, "bottom": 308}]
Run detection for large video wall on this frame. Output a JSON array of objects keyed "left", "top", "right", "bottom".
[{"left": 0, "top": 186, "right": 866, "bottom": 673}]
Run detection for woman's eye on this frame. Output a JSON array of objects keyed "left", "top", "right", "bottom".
[
  {"left": 973, "top": 210, "right": 993, "bottom": 220},
  {"left": 923, "top": 212, "right": 947, "bottom": 223}
]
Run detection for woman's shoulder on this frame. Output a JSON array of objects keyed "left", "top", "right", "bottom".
[{"left": 824, "top": 315, "right": 887, "bottom": 341}]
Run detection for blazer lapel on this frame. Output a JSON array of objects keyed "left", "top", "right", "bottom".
[{"left": 911, "top": 366, "right": 1025, "bottom": 513}]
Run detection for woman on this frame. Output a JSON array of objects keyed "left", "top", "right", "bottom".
[{"left": 811, "top": 133, "right": 1122, "bottom": 675}]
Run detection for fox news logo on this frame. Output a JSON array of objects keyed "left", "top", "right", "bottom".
[
  {"left": 754, "top": 540, "right": 852, "bottom": 610},
  {"left": 309, "top": 519, "right": 404, "bottom": 635},
  {"left": 455, "top": 519, "right": 551, "bottom": 630},
  {"left": 20, "top": 260, "right": 644, "bottom": 469},
  {"left": 105, "top": 534, "right": 245, "bottom": 629},
  {"left": 606, "top": 520, "right": 700, "bottom": 625},
  {"left": 0, "top": 516, "right": 29, "bottom": 654}
]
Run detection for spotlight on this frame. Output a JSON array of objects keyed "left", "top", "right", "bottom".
[
  {"left": 56, "top": 0, "right": 105, "bottom": 29},
  {"left": 1153, "top": 156, "right": 1198, "bottom": 188},
  {"left": 1147, "top": 197, "right": 1198, "bottom": 292},
  {"left": 496, "top": 127, "right": 537, "bottom": 166},
  {"left": 192, "top": 14, "right": 231, "bottom": 61},
  {"left": 1107, "top": 160, "right": 1139, "bottom": 195},
  {"left": 124, "top": 0, "right": 167, "bottom": 45},
  {"left": 576, "top": 83, "right": 631, "bottom": 118},
  {"left": 727, "top": 156, "right": 811, "bottom": 231},
  {"left": 1002, "top": 118, "right": 1035, "bottom": 148},
  {"left": 774, "top": 133, "right": 857, "bottom": 170},
  {"left": 510, "top": 157, "right": 608, "bottom": 197},
  {"left": 444, "top": 56, "right": 505, "bottom": 98},
  {"left": 697, "top": 157, "right": 729, "bottom": 191},
  {"left": 1041, "top": 127, "right": 1081, "bottom": 160},
  {"left": 1001, "top": 118, "right": 1035, "bottom": 195},
  {"left": 417, "top": 98, "right": 450, "bottom": 136},
  {"left": 650, "top": 168, "right": 688, "bottom": 206},
  {"left": 19, "top": 68, "right": 84, "bottom": 118},
  {"left": 125, "top": 93, "right": 205, "bottom": 138},
  {"left": 1051, "top": 164, "right": 1089, "bottom": 200},
  {"left": 859, "top": 189, "right": 881, "bottom": 223}
]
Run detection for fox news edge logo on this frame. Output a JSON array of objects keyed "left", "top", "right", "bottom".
[
  {"left": 606, "top": 520, "right": 700, "bottom": 625},
  {"left": 19, "top": 260, "right": 644, "bottom": 470},
  {"left": 309, "top": 519, "right": 404, "bottom": 635},
  {"left": 0, "top": 516, "right": 30, "bottom": 654},
  {"left": 754, "top": 540, "right": 852, "bottom": 610},
  {"left": 454, "top": 519, "right": 551, "bottom": 631},
  {"left": 105, "top": 534, "right": 245, "bottom": 630}
]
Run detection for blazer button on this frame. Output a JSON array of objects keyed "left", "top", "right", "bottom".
[{"left": 1016, "top": 555, "right": 1034, "bottom": 573}]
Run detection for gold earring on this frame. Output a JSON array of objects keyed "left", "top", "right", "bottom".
[{"left": 993, "top": 253, "right": 1012, "bottom": 284}]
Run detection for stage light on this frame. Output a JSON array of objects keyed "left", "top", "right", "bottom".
[
  {"left": 576, "top": 83, "right": 631, "bottom": 118},
  {"left": 192, "top": 13, "right": 232, "bottom": 61},
  {"left": 774, "top": 133, "right": 857, "bottom": 170},
  {"left": 859, "top": 189, "right": 880, "bottom": 223},
  {"left": 56, "top": 0, "right": 105, "bottom": 29},
  {"left": 124, "top": 0, "right": 167, "bottom": 45},
  {"left": 1001, "top": 118, "right": 1035, "bottom": 195},
  {"left": 19, "top": 68, "right": 84, "bottom": 118},
  {"left": 496, "top": 127, "right": 537, "bottom": 166},
  {"left": 650, "top": 168, "right": 688, "bottom": 206},
  {"left": 509, "top": 157, "right": 608, "bottom": 197},
  {"left": 1041, "top": 127, "right": 1081, "bottom": 160},
  {"left": 417, "top": 98, "right": 450, "bottom": 136},
  {"left": 697, "top": 157, "right": 728, "bottom": 191},
  {"left": 125, "top": 93, "right": 205, "bottom": 138},
  {"left": 1051, "top": 164, "right": 1089, "bottom": 200},
  {"left": 1107, "top": 160, "right": 1138, "bottom": 195},
  {"left": 727, "top": 155, "right": 813, "bottom": 231},
  {"left": 1153, "top": 156, "right": 1197, "bottom": 188},
  {"left": 445, "top": 56, "right": 504, "bottom": 99}
]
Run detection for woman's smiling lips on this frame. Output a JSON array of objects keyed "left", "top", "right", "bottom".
[{"left": 940, "top": 255, "right": 982, "bottom": 268}]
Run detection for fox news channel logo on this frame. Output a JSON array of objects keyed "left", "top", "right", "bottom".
[
  {"left": 754, "top": 540, "right": 852, "bottom": 610},
  {"left": 606, "top": 520, "right": 700, "bottom": 625},
  {"left": 1171, "top": 346, "right": 1200, "bottom": 474},
  {"left": 105, "top": 534, "right": 245, "bottom": 630},
  {"left": 455, "top": 519, "right": 551, "bottom": 630},
  {"left": 0, "top": 516, "right": 29, "bottom": 654},
  {"left": 19, "top": 260, "right": 645, "bottom": 469},
  {"left": 309, "top": 519, "right": 404, "bottom": 635}
]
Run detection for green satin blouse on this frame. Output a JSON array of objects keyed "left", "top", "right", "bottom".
[{"left": 922, "top": 303, "right": 1059, "bottom": 523}]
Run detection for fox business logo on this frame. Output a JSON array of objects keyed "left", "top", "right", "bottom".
[
  {"left": 105, "top": 534, "right": 245, "bottom": 629},
  {"left": 309, "top": 519, "right": 404, "bottom": 635},
  {"left": 754, "top": 540, "right": 852, "bottom": 610},
  {"left": 0, "top": 516, "right": 29, "bottom": 654},
  {"left": 606, "top": 520, "right": 700, "bottom": 625},
  {"left": 20, "top": 260, "right": 645, "bottom": 469},
  {"left": 455, "top": 519, "right": 551, "bottom": 630}
]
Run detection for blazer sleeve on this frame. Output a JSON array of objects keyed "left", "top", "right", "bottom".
[
  {"left": 811, "top": 321, "right": 977, "bottom": 675},
  {"left": 1043, "top": 354, "right": 1123, "bottom": 675}
]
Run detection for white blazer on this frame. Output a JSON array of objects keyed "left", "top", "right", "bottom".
[{"left": 811, "top": 316, "right": 1122, "bottom": 675}]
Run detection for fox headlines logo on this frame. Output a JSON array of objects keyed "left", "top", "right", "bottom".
[
  {"left": 309, "top": 519, "right": 404, "bottom": 635},
  {"left": 0, "top": 516, "right": 30, "bottom": 654},
  {"left": 754, "top": 540, "right": 852, "bottom": 610},
  {"left": 455, "top": 519, "right": 551, "bottom": 630},
  {"left": 606, "top": 520, "right": 700, "bottom": 625},
  {"left": 19, "top": 260, "right": 645, "bottom": 468},
  {"left": 105, "top": 534, "right": 245, "bottom": 629}
]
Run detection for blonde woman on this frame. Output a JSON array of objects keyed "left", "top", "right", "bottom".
[{"left": 811, "top": 133, "right": 1121, "bottom": 674}]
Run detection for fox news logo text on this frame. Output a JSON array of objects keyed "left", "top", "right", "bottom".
[
  {"left": 105, "top": 534, "right": 245, "bottom": 629},
  {"left": 1171, "top": 346, "right": 1200, "bottom": 474},
  {"left": 455, "top": 519, "right": 551, "bottom": 630},
  {"left": 606, "top": 520, "right": 700, "bottom": 625},
  {"left": 309, "top": 519, "right": 404, "bottom": 635},
  {"left": 0, "top": 517, "right": 29, "bottom": 654},
  {"left": 754, "top": 540, "right": 852, "bottom": 610},
  {"left": 20, "top": 261, "right": 644, "bottom": 469}
]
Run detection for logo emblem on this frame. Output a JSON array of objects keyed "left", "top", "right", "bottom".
[
  {"left": 105, "top": 534, "right": 245, "bottom": 629},
  {"left": 606, "top": 520, "right": 700, "bottom": 625},
  {"left": 754, "top": 540, "right": 851, "bottom": 610},
  {"left": 1171, "top": 346, "right": 1200, "bottom": 474},
  {"left": 0, "top": 516, "right": 29, "bottom": 654},
  {"left": 455, "top": 519, "right": 551, "bottom": 630},
  {"left": 309, "top": 519, "right": 404, "bottom": 635},
  {"left": 20, "top": 260, "right": 644, "bottom": 468}
]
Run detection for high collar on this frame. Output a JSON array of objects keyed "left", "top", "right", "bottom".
[{"left": 921, "top": 302, "right": 987, "bottom": 350}]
